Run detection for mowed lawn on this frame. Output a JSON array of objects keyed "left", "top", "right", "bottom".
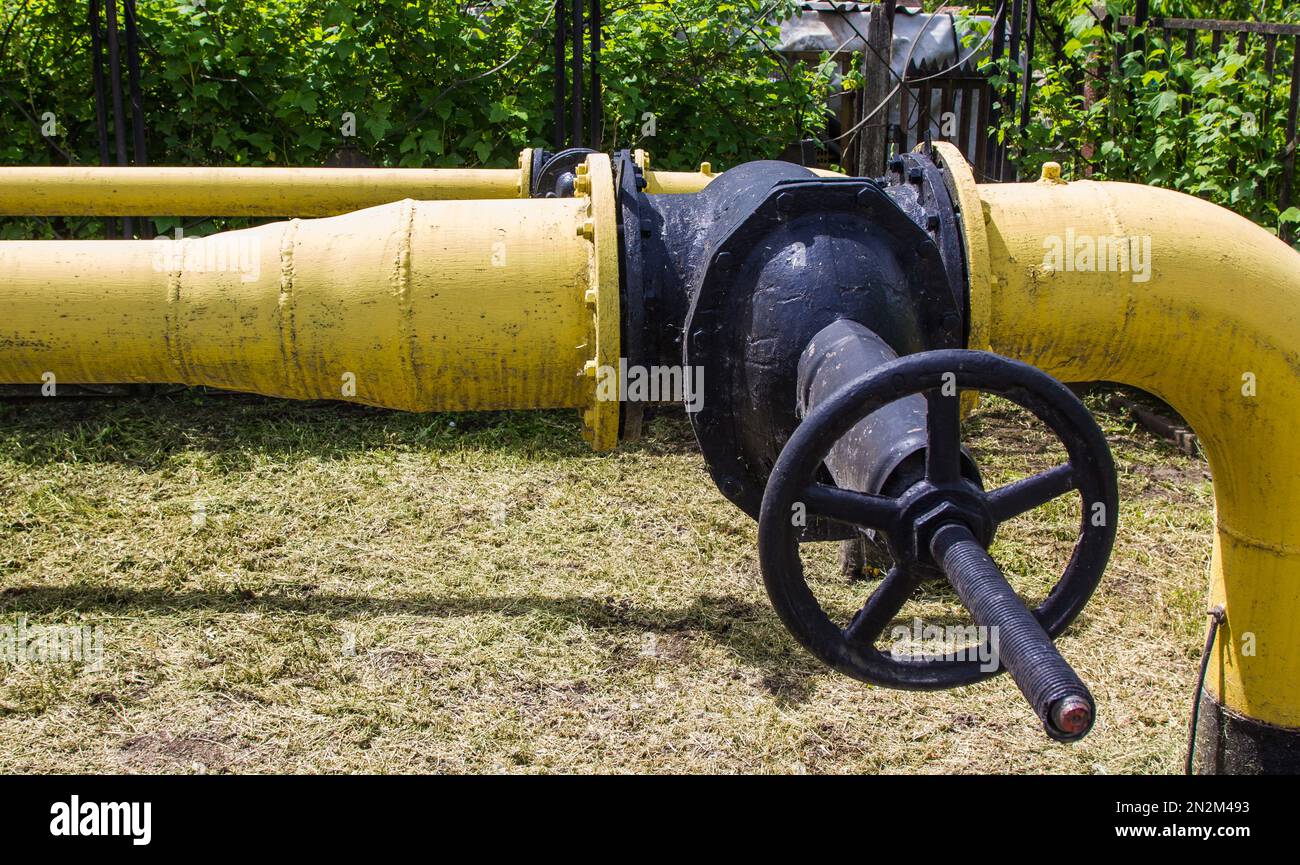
[{"left": 0, "top": 389, "right": 1212, "bottom": 773}]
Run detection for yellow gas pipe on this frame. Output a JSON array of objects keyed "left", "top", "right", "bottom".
[
  {"left": 0, "top": 148, "right": 761, "bottom": 216},
  {"left": 0, "top": 164, "right": 529, "bottom": 215},
  {"left": 0, "top": 153, "right": 622, "bottom": 449},
  {"left": 11, "top": 138, "right": 1289, "bottom": 762},
  {"left": 933, "top": 142, "right": 1300, "bottom": 755}
]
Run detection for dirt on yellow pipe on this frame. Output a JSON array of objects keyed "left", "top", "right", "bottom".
[
  {"left": 935, "top": 142, "right": 1300, "bottom": 731},
  {"left": 0, "top": 154, "right": 622, "bottom": 449}
]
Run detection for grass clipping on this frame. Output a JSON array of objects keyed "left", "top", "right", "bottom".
[{"left": 0, "top": 390, "right": 1212, "bottom": 774}]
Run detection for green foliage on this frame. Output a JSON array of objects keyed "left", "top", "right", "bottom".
[
  {"left": 0, "top": 0, "right": 831, "bottom": 177},
  {"left": 968, "top": 0, "right": 1300, "bottom": 244},
  {"left": 0, "top": 0, "right": 836, "bottom": 238}
]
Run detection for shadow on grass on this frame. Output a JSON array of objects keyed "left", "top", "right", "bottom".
[
  {"left": 0, "top": 583, "right": 825, "bottom": 701},
  {"left": 0, "top": 389, "right": 701, "bottom": 470}
]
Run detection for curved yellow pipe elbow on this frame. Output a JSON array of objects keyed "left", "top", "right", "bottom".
[{"left": 959, "top": 166, "right": 1300, "bottom": 728}]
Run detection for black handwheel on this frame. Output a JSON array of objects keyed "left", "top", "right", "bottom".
[{"left": 758, "top": 349, "right": 1118, "bottom": 740}]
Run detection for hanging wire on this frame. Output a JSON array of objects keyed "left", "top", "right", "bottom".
[{"left": 1184, "top": 604, "right": 1227, "bottom": 775}]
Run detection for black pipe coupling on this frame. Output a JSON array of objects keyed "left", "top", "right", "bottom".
[{"left": 614, "top": 150, "right": 962, "bottom": 534}]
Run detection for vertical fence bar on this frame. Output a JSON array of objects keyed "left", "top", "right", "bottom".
[
  {"left": 1134, "top": 0, "right": 1149, "bottom": 56},
  {"left": 940, "top": 78, "right": 954, "bottom": 142},
  {"left": 88, "top": 0, "right": 116, "bottom": 238},
  {"left": 123, "top": 0, "right": 146, "bottom": 167},
  {"left": 104, "top": 0, "right": 133, "bottom": 237},
  {"left": 957, "top": 82, "right": 972, "bottom": 156},
  {"left": 589, "top": 0, "right": 601, "bottom": 149},
  {"left": 974, "top": 81, "right": 989, "bottom": 175},
  {"left": 553, "top": 0, "right": 566, "bottom": 148},
  {"left": 1016, "top": 0, "right": 1036, "bottom": 166},
  {"left": 1005, "top": 0, "right": 1024, "bottom": 180},
  {"left": 919, "top": 80, "right": 933, "bottom": 142},
  {"left": 1260, "top": 33, "right": 1278, "bottom": 208},
  {"left": 986, "top": 0, "right": 1006, "bottom": 179},
  {"left": 1282, "top": 36, "right": 1300, "bottom": 244},
  {"left": 898, "top": 84, "right": 911, "bottom": 154},
  {"left": 570, "top": 0, "right": 584, "bottom": 147}
]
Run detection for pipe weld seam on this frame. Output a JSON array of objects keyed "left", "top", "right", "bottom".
[
  {"left": 277, "top": 219, "right": 307, "bottom": 395},
  {"left": 1216, "top": 518, "right": 1300, "bottom": 558},
  {"left": 165, "top": 256, "right": 187, "bottom": 380},
  {"left": 394, "top": 199, "right": 419, "bottom": 406}
]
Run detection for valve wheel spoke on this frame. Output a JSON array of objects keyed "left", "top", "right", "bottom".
[
  {"left": 925, "top": 388, "right": 962, "bottom": 484},
  {"left": 800, "top": 483, "right": 900, "bottom": 531},
  {"left": 985, "top": 463, "right": 1076, "bottom": 522},
  {"left": 843, "top": 566, "right": 915, "bottom": 645}
]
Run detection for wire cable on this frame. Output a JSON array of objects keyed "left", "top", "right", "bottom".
[{"left": 1184, "top": 604, "right": 1227, "bottom": 775}]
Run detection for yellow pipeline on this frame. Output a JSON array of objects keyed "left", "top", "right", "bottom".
[
  {"left": 633, "top": 149, "right": 841, "bottom": 194},
  {"left": 0, "top": 154, "right": 621, "bottom": 449},
  {"left": 934, "top": 142, "right": 1300, "bottom": 730},
  {"left": 0, "top": 165, "right": 529, "bottom": 216},
  {"left": 0, "top": 148, "right": 786, "bottom": 217}
]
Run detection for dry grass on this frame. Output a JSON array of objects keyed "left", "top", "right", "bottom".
[{"left": 0, "top": 388, "right": 1212, "bottom": 774}]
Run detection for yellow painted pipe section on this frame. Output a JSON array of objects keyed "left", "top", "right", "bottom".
[
  {"left": 0, "top": 154, "right": 623, "bottom": 448},
  {"left": 633, "top": 148, "right": 842, "bottom": 195},
  {"left": 0, "top": 149, "right": 794, "bottom": 216},
  {"left": 943, "top": 144, "right": 1300, "bottom": 728},
  {"left": 0, "top": 165, "right": 528, "bottom": 216}
]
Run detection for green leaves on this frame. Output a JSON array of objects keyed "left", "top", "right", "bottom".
[
  {"left": 985, "top": 2, "right": 1299, "bottom": 248},
  {"left": 0, "top": 0, "right": 827, "bottom": 182},
  {"left": 1150, "top": 91, "right": 1178, "bottom": 118}
]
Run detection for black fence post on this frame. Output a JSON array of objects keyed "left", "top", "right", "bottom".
[
  {"left": 1282, "top": 36, "right": 1299, "bottom": 244},
  {"left": 589, "top": 0, "right": 601, "bottom": 149},
  {"left": 1017, "top": 0, "right": 1036, "bottom": 147},
  {"left": 570, "top": 0, "right": 584, "bottom": 147},
  {"left": 553, "top": 0, "right": 566, "bottom": 149}
]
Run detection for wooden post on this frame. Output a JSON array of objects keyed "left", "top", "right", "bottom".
[{"left": 857, "top": 1, "right": 895, "bottom": 177}]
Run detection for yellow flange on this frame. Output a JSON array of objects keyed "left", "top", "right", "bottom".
[
  {"left": 517, "top": 148, "right": 534, "bottom": 198},
  {"left": 927, "top": 141, "right": 991, "bottom": 355},
  {"left": 575, "top": 153, "right": 621, "bottom": 451}
]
